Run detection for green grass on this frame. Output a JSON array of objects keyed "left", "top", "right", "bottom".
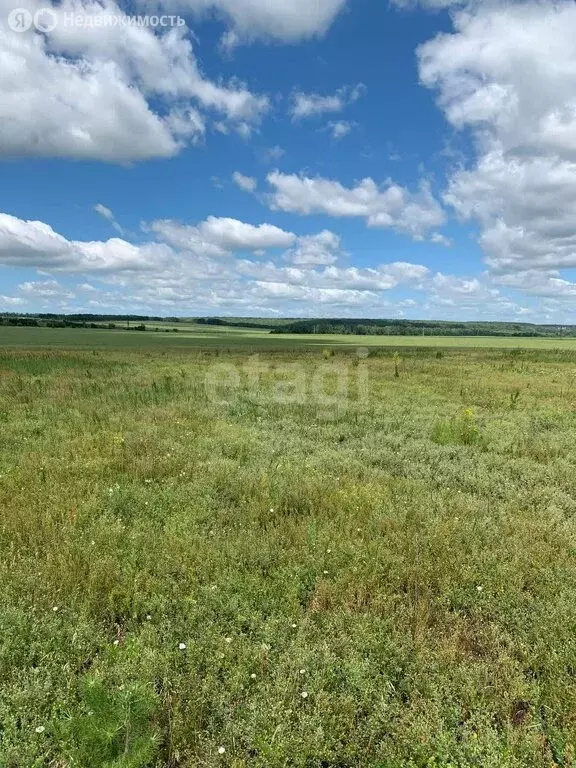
[
  {"left": 2, "top": 339, "right": 576, "bottom": 766},
  {"left": 5, "top": 323, "right": 576, "bottom": 351}
]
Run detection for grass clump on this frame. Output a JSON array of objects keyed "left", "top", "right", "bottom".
[
  {"left": 62, "top": 676, "right": 160, "bottom": 768},
  {"left": 432, "top": 407, "right": 485, "bottom": 447}
]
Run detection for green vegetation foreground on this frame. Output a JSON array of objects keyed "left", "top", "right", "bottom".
[{"left": 1, "top": 344, "right": 576, "bottom": 766}]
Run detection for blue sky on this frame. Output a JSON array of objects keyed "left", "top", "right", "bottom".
[{"left": 1, "top": 0, "right": 576, "bottom": 320}]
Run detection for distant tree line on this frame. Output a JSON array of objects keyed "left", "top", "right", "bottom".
[
  {"left": 0, "top": 315, "right": 180, "bottom": 332},
  {"left": 195, "top": 317, "right": 284, "bottom": 330},
  {"left": 271, "top": 318, "right": 576, "bottom": 338},
  {"left": 3, "top": 313, "right": 576, "bottom": 338}
]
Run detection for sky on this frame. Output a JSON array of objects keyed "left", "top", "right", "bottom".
[{"left": 1, "top": 0, "right": 576, "bottom": 321}]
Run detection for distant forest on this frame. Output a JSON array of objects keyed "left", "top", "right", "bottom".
[
  {"left": 3, "top": 313, "right": 576, "bottom": 338},
  {"left": 270, "top": 318, "right": 576, "bottom": 338}
]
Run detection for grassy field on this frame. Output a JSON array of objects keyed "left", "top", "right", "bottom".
[
  {"left": 2, "top": 335, "right": 576, "bottom": 766},
  {"left": 4, "top": 323, "right": 576, "bottom": 350}
]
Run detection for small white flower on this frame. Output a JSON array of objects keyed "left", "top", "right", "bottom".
[
  {"left": 323, "top": 570, "right": 329, "bottom": 575},
  {"left": 35, "top": 725, "right": 45, "bottom": 734},
  {"left": 178, "top": 642, "right": 187, "bottom": 650},
  {"left": 300, "top": 691, "right": 308, "bottom": 699},
  {"left": 250, "top": 673, "right": 257, "bottom": 679},
  {"left": 218, "top": 746, "right": 226, "bottom": 755},
  {"left": 113, "top": 639, "right": 120, "bottom": 646},
  {"left": 476, "top": 585, "right": 483, "bottom": 592},
  {"left": 291, "top": 623, "right": 297, "bottom": 629},
  {"left": 299, "top": 668, "right": 306, "bottom": 675},
  {"left": 52, "top": 606, "right": 59, "bottom": 612},
  {"left": 146, "top": 615, "right": 152, "bottom": 621},
  {"left": 225, "top": 637, "right": 232, "bottom": 644},
  {"left": 269, "top": 507, "right": 274, "bottom": 513}
]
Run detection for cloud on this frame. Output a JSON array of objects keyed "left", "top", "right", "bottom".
[
  {"left": 0, "top": 0, "right": 268, "bottom": 162},
  {"left": 232, "top": 172, "right": 257, "bottom": 192},
  {"left": 250, "top": 282, "right": 381, "bottom": 306},
  {"left": 327, "top": 120, "right": 354, "bottom": 140},
  {"left": 492, "top": 269, "right": 576, "bottom": 299},
  {"left": 419, "top": 0, "right": 576, "bottom": 276},
  {"left": 430, "top": 232, "right": 451, "bottom": 247},
  {"left": 236, "top": 259, "right": 430, "bottom": 292},
  {"left": 261, "top": 145, "right": 285, "bottom": 163},
  {"left": 290, "top": 84, "right": 365, "bottom": 120},
  {"left": 0, "top": 212, "right": 172, "bottom": 271},
  {"left": 285, "top": 230, "right": 343, "bottom": 266},
  {"left": 152, "top": 216, "right": 296, "bottom": 254},
  {"left": 161, "top": 0, "right": 348, "bottom": 44},
  {"left": 392, "top": 0, "right": 463, "bottom": 8},
  {"left": 266, "top": 171, "right": 445, "bottom": 238},
  {"left": 0, "top": 208, "right": 524, "bottom": 318},
  {"left": 94, "top": 203, "right": 124, "bottom": 235},
  {"left": 18, "top": 279, "right": 75, "bottom": 299},
  {"left": 0, "top": 295, "right": 27, "bottom": 307}
]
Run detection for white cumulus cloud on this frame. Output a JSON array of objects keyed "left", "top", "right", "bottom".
[
  {"left": 266, "top": 171, "right": 445, "bottom": 238},
  {"left": 0, "top": 0, "right": 268, "bottom": 162},
  {"left": 290, "top": 84, "right": 365, "bottom": 120},
  {"left": 419, "top": 0, "right": 576, "bottom": 278},
  {"left": 232, "top": 172, "right": 257, "bottom": 192},
  {"left": 159, "top": 0, "right": 348, "bottom": 44}
]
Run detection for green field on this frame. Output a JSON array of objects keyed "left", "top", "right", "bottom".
[
  {"left": 4, "top": 323, "right": 576, "bottom": 351},
  {"left": 2, "top": 332, "right": 576, "bottom": 766}
]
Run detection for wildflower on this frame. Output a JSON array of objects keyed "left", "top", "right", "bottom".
[
  {"left": 250, "top": 673, "right": 257, "bottom": 679},
  {"left": 35, "top": 725, "right": 45, "bottom": 734},
  {"left": 327, "top": 549, "right": 332, "bottom": 554},
  {"left": 52, "top": 606, "right": 59, "bottom": 612},
  {"left": 146, "top": 615, "right": 152, "bottom": 621},
  {"left": 476, "top": 585, "right": 483, "bottom": 592},
  {"left": 113, "top": 639, "right": 120, "bottom": 646},
  {"left": 323, "top": 570, "right": 329, "bottom": 575},
  {"left": 291, "top": 623, "right": 297, "bottom": 629},
  {"left": 225, "top": 637, "right": 232, "bottom": 644},
  {"left": 269, "top": 507, "right": 274, "bottom": 513},
  {"left": 179, "top": 642, "right": 187, "bottom": 650},
  {"left": 218, "top": 746, "right": 226, "bottom": 755},
  {"left": 300, "top": 691, "right": 308, "bottom": 699},
  {"left": 299, "top": 668, "right": 306, "bottom": 675}
]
